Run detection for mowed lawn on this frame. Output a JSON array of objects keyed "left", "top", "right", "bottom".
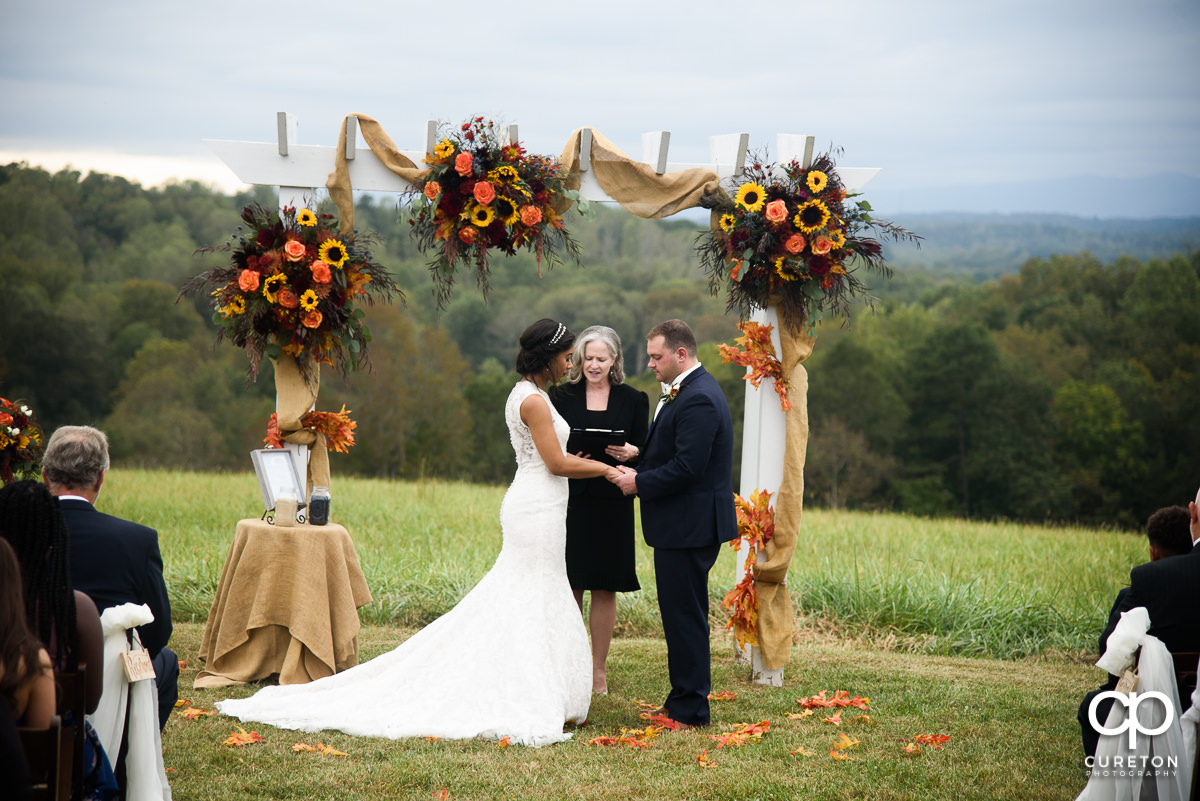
[{"left": 97, "top": 469, "right": 1143, "bottom": 800}]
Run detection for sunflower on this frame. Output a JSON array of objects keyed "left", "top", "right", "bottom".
[
  {"left": 806, "top": 170, "right": 829, "bottom": 193},
  {"left": 774, "top": 257, "right": 797, "bottom": 282},
  {"left": 300, "top": 289, "right": 320, "bottom": 312},
  {"left": 719, "top": 214, "right": 736, "bottom": 232},
  {"left": 297, "top": 208, "right": 318, "bottom": 227},
  {"left": 488, "top": 165, "right": 519, "bottom": 183},
  {"left": 319, "top": 239, "right": 349, "bottom": 268},
  {"left": 794, "top": 200, "right": 831, "bottom": 233},
  {"left": 434, "top": 138, "right": 455, "bottom": 159},
  {"left": 221, "top": 295, "right": 246, "bottom": 317},
  {"left": 830, "top": 229, "right": 847, "bottom": 249},
  {"left": 262, "top": 274, "right": 285, "bottom": 304},
  {"left": 494, "top": 195, "right": 519, "bottom": 225},
  {"left": 734, "top": 182, "right": 767, "bottom": 213},
  {"left": 468, "top": 203, "right": 496, "bottom": 227}
]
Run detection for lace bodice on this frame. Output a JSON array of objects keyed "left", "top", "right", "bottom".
[{"left": 505, "top": 380, "right": 570, "bottom": 472}]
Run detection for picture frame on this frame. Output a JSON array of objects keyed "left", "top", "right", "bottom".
[{"left": 250, "top": 448, "right": 307, "bottom": 513}]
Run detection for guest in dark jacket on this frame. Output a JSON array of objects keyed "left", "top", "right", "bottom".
[
  {"left": 1078, "top": 502, "right": 1197, "bottom": 757},
  {"left": 41, "top": 425, "right": 177, "bottom": 729}
]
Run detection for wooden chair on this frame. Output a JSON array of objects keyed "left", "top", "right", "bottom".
[
  {"left": 18, "top": 716, "right": 63, "bottom": 801},
  {"left": 56, "top": 668, "right": 91, "bottom": 801},
  {"left": 1171, "top": 651, "right": 1200, "bottom": 801}
]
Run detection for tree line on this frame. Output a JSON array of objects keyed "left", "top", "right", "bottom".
[{"left": 1, "top": 163, "right": 1196, "bottom": 528}]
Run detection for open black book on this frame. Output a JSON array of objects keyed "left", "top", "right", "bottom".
[{"left": 567, "top": 428, "right": 626, "bottom": 456}]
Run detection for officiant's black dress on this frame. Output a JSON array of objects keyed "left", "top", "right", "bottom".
[{"left": 550, "top": 381, "right": 649, "bottom": 592}]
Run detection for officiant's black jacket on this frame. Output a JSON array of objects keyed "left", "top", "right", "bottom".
[
  {"left": 58, "top": 497, "right": 173, "bottom": 657},
  {"left": 550, "top": 381, "right": 649, "bottom": 500}
]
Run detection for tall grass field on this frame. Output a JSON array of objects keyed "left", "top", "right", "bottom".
[{"left": 100, "top": 469, "right": 1145, "bottom": 800}]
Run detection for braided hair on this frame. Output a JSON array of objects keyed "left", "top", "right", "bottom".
[
  {"left": 0, "top": 537, "right": 46, "bottom": 715},
  {"left": 515, "top": 319, "right": 576, "bottom": 377},
  {"left": 0, "top": 480, "right": 78, "bottom": 670}
]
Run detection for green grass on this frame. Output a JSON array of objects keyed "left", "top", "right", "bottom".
[{"left": 90, "top": 468, "right": 1144, "bottom": 800}]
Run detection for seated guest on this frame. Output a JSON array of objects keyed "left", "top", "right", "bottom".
[
  {"left": 1078, "top": 503, "right": 1197, "bottom": 757},
  {"left": 40, "top": 426, "right": 177, "bottom": 730},
  {"left": 0, "top": 537, "right": 55, "bottom": 729},
  {"left": 0, "top": 481, "right": 116, "bottom": 801},
  {"left": 0, "top": 480, "right": 104, "bottom": 708}
]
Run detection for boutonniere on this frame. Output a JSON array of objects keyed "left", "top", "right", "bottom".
[{"left": 660, "top": 385, "right": 681, "bottom": 405}]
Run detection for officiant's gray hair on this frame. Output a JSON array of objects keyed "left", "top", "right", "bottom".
[{"left": 567, "top": 325, "right": 626, "bottom": 385}]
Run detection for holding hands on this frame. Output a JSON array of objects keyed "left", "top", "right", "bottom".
[{"left": 610, "top": 465, "right": 638, "bottom": 496}]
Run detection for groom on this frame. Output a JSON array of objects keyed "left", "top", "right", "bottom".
[{"left": 614, "top": 319, "right": 738, "bottom": 727}]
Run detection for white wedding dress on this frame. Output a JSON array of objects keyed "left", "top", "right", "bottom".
[{"left": 216, "top": 382, "right": 591, "bottom": 746}]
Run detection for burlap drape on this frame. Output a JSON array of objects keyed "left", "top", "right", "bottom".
[
  {"left": 752, "top": 327, "right": 814, "bottom": 670},
  {"left": 323, "top": 116, "right": 810, "bottom": 668},
  {"left": 273, "top": 354, "right": 330, "bottom": 499}
]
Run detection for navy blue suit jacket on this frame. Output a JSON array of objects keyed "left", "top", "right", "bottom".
[
  {"left": 58, "top": 498, "right": 172, "bottom": 658},
  {"left": 636, "top": 366, "right": 738, "bottom": 550}
]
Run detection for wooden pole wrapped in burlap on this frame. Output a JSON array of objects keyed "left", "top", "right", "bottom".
[
  {"left": 273, "top": 353, "right": 330, "bottom": 499},
  {"left": 751, "top": 325, "right": 814, "bottom": 670},
  {"left": 326, "top": 114, "right": 427, "bottom": 236}
]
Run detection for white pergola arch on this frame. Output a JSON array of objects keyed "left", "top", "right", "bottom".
[{"left": 207, "top": 113, "right": 882, "bottom": 684}]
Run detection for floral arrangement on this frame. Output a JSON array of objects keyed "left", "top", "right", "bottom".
[
  {"left": 181, "top": 204, "right": 402, "bottom": 381},
  {"left": 721, "top": 489, "right": 776, "bottom": 649},
  {"left": 265, "top": 407, "right": 357, "bottom": 454},
  {"left": 718, "top": 321, "right": 790, "bottom": 411},
  {"left": 0, "top": 397, "right": 43, "bottom": 485},
  {"left": 406, "top": 117, "right": 585, "bottom": 308},
  {"left": 697, "top": 150, "right": 919, "bottom": 334},
  {"left": 659, "top": 385, "right": 681, "bottom": 405}
]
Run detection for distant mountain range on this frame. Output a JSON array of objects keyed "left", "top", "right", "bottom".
[
  {"left": 879, "top": 210, "right": 1200, "bottom": 278},
  {"left": 870, "top": 172, "right": 1200, "bottom": 219}
]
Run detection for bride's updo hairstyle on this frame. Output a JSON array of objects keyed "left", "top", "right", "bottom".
[{"left": 516, "top": 318, "right": 576, "bottom": 376}]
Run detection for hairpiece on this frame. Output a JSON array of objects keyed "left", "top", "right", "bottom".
[{"left": 549, "top": 323, "right": 567, "bottom": 346}]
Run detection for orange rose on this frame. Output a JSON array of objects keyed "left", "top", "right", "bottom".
[
  {"left": 519, "top": 205, "right": 542, "bottom": 226},
  {"left": 812, "top": 236, "right": 833, "bottom": 255},
  {"left": 277, "top": 288, "right": 300, "bottom": 309},
  {"left": 454, "top": 152, "right": 474, "bottom": 176},
  {"left": 424, "top": 181, "right": 441, "bottom": 201},
  {"left": 283, "top": 240, "right": 306, "bottom": 262},
  {"left": 473, "top": 180, "right": 495, "bottom": 205},
  {"left": 785, "top": 234, "right": 807, "bottom": 254},
  {"left": 764, "top": 199, "right": 788, "bottom": 223},
  {"left": 310, "top": 261, "right": 332, "bottom": 283},
  {"left": 302, "top": 310, "right": 323, "bottom": 329},
  {"left": 458, "top": 226, "right": 478, "bottom": 244},
  {"left": 0, "top": 413, "right": 12, "bottom": 427},
  {"left": 238, "top": 269, "right": 260, "bottom": 292}
]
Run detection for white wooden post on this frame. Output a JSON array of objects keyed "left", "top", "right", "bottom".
[
  {"left": 732, "top": 135, "right": 881, "bottom": 684},
  {"left": 276, "top": 112, "right": 310, "bottom": 496}
]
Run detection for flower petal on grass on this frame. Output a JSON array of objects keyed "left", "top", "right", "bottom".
[{"left": 697, "top": 749, "right": 718, "bottom": 768}]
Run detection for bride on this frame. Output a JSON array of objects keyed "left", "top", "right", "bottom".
[{"left": 217, "top": 319, "right": 623, "bottom": 746}]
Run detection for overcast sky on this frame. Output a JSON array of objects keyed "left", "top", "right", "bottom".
[{"left": 3, "top": 0, "right": 1197, "bottom": 216}]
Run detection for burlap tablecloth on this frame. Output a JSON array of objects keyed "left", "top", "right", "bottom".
[{"left": 194, "top": 519, "right": 372, "bottom": 688}]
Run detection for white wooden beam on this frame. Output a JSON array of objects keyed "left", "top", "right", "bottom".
[{"left": 641, "top": 131, "right": 670, "bottom": 175}]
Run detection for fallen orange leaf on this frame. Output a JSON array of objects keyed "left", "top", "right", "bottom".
[
  {"left": 786, "top": 710, "right": 814, "bottom": 720},
  {"left": 174, "top": 699, "right": 190, "bottom": 708},
  {"left": 798, "top": 690, "right": 870, "bottom": 711},
  {"left": 317, "top": 743, "right": 348, "bottom": 756},
  {"left": 913, "top": 733, "right": 951, "bottom": 748},
  {"left": 830, "top": 749, "right": 857, "bottom": 761},
  {"left": 177, "top": 659, "right": 189, "bottom": 669},
  {"left": 832, "top": 733, "right": 861, "bottom": 751},
  {"left": 497, "top": 737, "right": 511, "bottom": 749},
  {"left": 903, "top": 743, "right": 922, "bottom": 756},
  {"left": 707, "top": 720, "right": 770, "bottom": 749},
  {"left": 821, "top": 713, "right": 843, "bottom": 726},
  {"left": 432, "top": 791, "right": 450, "bottom": 801},
  {"left": 708, "top": 690, "right": 737, "bottom": 701},
  {"left": 223, "top": 726, "right": 262, "bottom": 747},
  {"left": 178, "top": 706, "right": 215, "bottom": 720},
  {"left": 293, "top": 743, "right": 320, "bottom": 753},
  {"left": 697, "top": 749, "right": 718, "bottom": 768},
  {"left": 423, "top": 736, "right": 441, "bottom": 742},
  {"left": 790, "top": 746, "right": 815, "bottom": 757}
]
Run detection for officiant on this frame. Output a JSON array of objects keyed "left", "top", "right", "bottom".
[{"left": 550, "top": 325, "right": 649, "bottom": 696}]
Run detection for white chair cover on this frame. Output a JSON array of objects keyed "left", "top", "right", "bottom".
[
  {"left": 1077, "top": 607, "right": 1191, "bottom": 801},
  {"left": 87, "top": 603, "right": 172, "bottom": 801}
]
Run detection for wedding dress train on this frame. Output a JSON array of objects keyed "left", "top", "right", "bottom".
[{"left": 216, "top": 382, "right": 591, "bottom": 746}]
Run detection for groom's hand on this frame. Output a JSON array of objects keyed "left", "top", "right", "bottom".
[{"left": 613, "top": 465, "right": 638, "bottom": 496}]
